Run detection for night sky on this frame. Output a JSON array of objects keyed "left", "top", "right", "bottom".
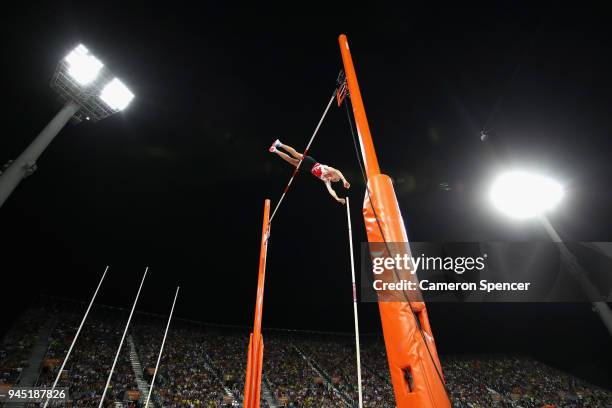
[{"left": 1, "top": 3, "right": 611, "bottom": 387}]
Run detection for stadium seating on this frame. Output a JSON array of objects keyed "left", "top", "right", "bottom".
[{"left": 2, "top": 305, "right": 610, "bottom": 408}]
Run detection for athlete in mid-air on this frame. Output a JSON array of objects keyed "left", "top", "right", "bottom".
[{"left": 269, "top": 139, "right": 350, "bottom": 204}]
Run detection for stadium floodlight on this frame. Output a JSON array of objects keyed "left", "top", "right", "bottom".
[
  {"left": 489, "top": 169, "right": 612, "bottom": 336},
  {"left": 64, "top": 44, "right": 103, "bottom": 85},
  {"left": 490, "top": 170, "right": 563, "bottom": 219},
  {"left": 0, "top": 43, "right": 135, "bottom": 208},
  {"left": 100, "top": 78, "right": 134, "bottom": 111}
]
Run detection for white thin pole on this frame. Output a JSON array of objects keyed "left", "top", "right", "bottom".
[
  {"left": 42, "top": 266, "right": 110, "bottom": 408},
  {"left": 98, "top": 267, "right": 149, "bottom": 408},
  {"left": 345, "top": 197, "right": 363, "bottom": 408},
  {"left": 144, "top": 286, "right": 180, "bottom": 408},
  {"left": 269, "top": 91, "right": 337, "bottom": 223}
]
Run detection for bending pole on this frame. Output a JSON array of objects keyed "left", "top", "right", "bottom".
[
  {"left": 269, "top": 92, "right": 336, "bottom": 223},
  {"left": 0, "top": 101, "right": 80, "bottom": 208},
  {"left": 144, "top": 286, "right": 180, "bottom": 408},
  {"left": 98, "top": 267, "right": 149, "bottom": 408},
  {"left": 42, "top": 265, "right": 109, "bottom": 408},
  {"left": 243, "top": 199, "right": 270, "bottom": 408},
  {"left": 339, "top": 34, "right": 449, "bottom": 408},
  {"left": 345, "top": 197, "right": 363, "bottom": 408}
]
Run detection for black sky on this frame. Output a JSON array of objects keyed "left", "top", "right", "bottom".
[{"left": 1, "top": 2, "right": 611, "bottom": 386}]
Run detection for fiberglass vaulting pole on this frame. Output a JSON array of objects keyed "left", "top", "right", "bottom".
[
  {"left": 243, "top": 199, "right": 270, "bottom": 408},
  {"left": 338, "top": 34, "right": 450, "bottom": 408}
]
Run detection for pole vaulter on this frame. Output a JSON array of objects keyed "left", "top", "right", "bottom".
[
  {"left": 243, "top": 199, "right": 270, "bottom": 408},
  {"left": 338, "top": 34, "right": 450, "bottom": 408}
]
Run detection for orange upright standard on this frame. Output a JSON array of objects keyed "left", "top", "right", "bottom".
[
  {"left": 243, "top": 199, "right": 270, "bottom": 408},
  {"left": 338, "top": 34, "right": 450, "bottom": 408}
]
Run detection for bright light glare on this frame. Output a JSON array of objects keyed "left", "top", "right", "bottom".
[
  {"left": 490, "top": 171, "right": 563, "bottom": 219},
  {"left": 99, "top": 78, "right": 134, "bottom": 111},
  {"left": 65, "top": 44, "right": 103, "bottom": 85}
]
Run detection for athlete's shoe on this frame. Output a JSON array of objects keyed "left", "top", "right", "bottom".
[{"left": 269, "top": 139, "right": 281, "bottom": 153}]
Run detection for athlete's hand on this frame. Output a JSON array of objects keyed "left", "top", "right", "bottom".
[
  {"left": 343, "top": 181, "right": 350, "bottom": 189},
  {"left": 338, "top": 198, "right": 346, "bottom": 205}
]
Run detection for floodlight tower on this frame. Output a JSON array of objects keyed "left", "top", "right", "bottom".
[
  {"left": 490, "top": 170, "right": 612, "bottom": 336},
  {"left": 0, "top": 44, "right": 134, "bottom": 208}
]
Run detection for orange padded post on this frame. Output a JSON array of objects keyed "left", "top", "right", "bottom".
[
  {"left": 243, "top": 199, "right": 270, "bottom": 408},
  {"left": 339, "top": 34, "right": 449, "bottom": 408}
]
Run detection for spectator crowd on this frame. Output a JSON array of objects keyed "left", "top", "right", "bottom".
[
  {"left": 1, "top": 308, "right": 46, "bottom": 387},
  {"left": 36, "top": 311, "right": 138, "bottom": 408},
  {"left": 1, "top": 305, "right": 610, "bottom": 408}
]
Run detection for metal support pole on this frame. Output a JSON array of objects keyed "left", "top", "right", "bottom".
[
  {"left": 0, "top": 101, "right": 80, "bottom": 208},
  {"left": 592, "top": 302, "right": 612, "bottom": 336},
  {"left": 539, "top": 216, "right": 612, "bottom": 336},
  {"left": 345, "top": 197, "right": 363, "bottom": 408}
]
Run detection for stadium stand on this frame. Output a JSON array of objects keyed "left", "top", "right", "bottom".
[{"left": 1, "top": 303, "right": 610, "bottom": 408}]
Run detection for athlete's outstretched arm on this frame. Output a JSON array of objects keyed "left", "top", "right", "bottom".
[
  {"left": 324, "top": 180, "right": 345, "bottom": 205},
  {"left": 329, "top": 167, "right": 350, "bottom": 188},
  {"left": 337, "top": 169, "right": 350, "bottom": 188}
]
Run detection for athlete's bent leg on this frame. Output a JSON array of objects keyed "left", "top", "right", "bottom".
[
  {"left": 274, "top": 150, "right": 299, "bottom": 167},
  {"left": 279, "top": 143, "right": 303, "bottom": 160}
]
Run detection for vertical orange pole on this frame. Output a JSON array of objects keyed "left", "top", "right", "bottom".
[
  {"left": 243, "top": 199, "right": 270, "bottom": 408},
  {"left": 338, "top": 36, "right": 381, "bottom": 179},
  {"left": 243, "top": 334, "right": 255, "bottom": 407},
  {"left": 339, "top": 34, "right": 450, "bottom": 408}
]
